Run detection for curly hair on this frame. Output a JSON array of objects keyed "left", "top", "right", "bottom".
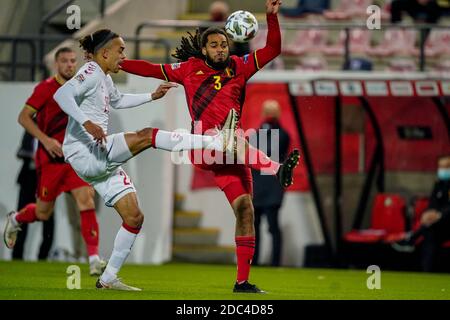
[{"left": 172, "top": 27, "right": 230, "bottom": 62}]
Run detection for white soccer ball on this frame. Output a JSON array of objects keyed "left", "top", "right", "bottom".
[{"left": 225, "top": 10, "right": 259, "bottom": 43}]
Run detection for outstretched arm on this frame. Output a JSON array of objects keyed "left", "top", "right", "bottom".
[
  {"left": 254, "top": 0, "right": 282, "bottom": 69},
  {"left": 120, "top": 59, "right": 168, "bottom": 80},
  {"left": 110, "top": 82, "right": 178, "bottom": 109}
]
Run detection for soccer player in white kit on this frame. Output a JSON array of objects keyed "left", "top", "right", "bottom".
[{"left": 54, "top": 29, "right": 236, "bottom": 290}]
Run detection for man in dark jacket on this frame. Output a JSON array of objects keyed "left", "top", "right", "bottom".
[
  {"left": 251, "top": 100, "right": 291, "bottom": 266},
  {"left": 392, "top": 154, "right": 450, "bottom": 271}
]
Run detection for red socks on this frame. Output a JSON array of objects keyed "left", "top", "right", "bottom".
[
  {"left": 15, "top": 203, "right": 38, "bottom": 224},
  {"left": 122, "top": 222, "right": 141, "bottom": 234},
  {"left": 80, "top": 209, "right": 99, "bottom": 257},
  {"left": 150, "top": 128, "right": 159, "bottom": 148},
  {"left": 235, "top": 236, "right": 256, "bottom": 284},
  {"left": 244, "top": 145, "right": 280, "bottom": 176}
]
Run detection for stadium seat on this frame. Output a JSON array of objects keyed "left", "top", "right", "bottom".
[
  {"left": 294, "top": 56, "right": 328, "bottom": 71},
  {"left": 322, "top": 28, "right": 371, "bottom": 56},
  {"left": 431, "top": 59, "right": 450, "bottom": 77},
  {"left": 284, "top": 25, "right": 328, "bottom": 56},
  {"left": 368, "top": 28, "right": 417, "bottom": 57},
  {"left": 386, "top": 58, "right": 418, "bottom": 72},
  {"left": 412, "top": 29, "right": 450, "bottom": 58},
  {"left": 344, "top": 193, "right": 407, "bottom": 243},
  {"left": 324, "top": 0, "right": 371, "bottom": 20},
  {"left": 283, "top": 28, "right": 328, "bottom": 56},
  {"left": 412, "top": 197, "right": 430, "bottom": 231},
  {"left": 411, "top": 196, "right": 450, "bottom": 248}
]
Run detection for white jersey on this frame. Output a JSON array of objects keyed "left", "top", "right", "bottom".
[
  {"left": 53, "top": 61, "right": 152, "bottom": 206},
  {"left": 54, "top": 61, "right": 151, "bottom": 160}
]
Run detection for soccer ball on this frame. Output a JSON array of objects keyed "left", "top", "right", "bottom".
[{"left": 225, "top": 10, "right": 259, "bottom": 43}]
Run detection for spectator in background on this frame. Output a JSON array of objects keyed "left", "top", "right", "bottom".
[
  {"left": 200, "top": 1, "right": 250, "bottom": 56},
  {"left": 12, "top": 131, "right": 54, "bottom": 260},
  {"left": 392, "top": 155, "right": 450, "bottom": 272},
  {"left": 390, "top": 0, "right": 443, "bottom": 24},
  {"left": 251, "top": 100, "right": 291, "bottom": 266},
  {"left": 281, "top": 0, "right": 330, "bottom": 18}
]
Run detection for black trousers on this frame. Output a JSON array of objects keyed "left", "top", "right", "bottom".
[
  {"left": 254, "top": 205, "right": 282, "bottom": 266},
  {"left": 12, "top": 169, "right": 54, "bottom": 260},
  {"left": 420, "top": 212, "right": 450, "bottom": 272}
]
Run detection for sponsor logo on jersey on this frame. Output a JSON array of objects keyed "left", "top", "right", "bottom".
[
  {"left": 85, "top": 63, "right": 97, "bottom": 74},
  {"left": 75, "top": 74, "right": 85, "bottom": 83},
  {"left": 171, "top": 63, "right": 181, "bottom": 70}
]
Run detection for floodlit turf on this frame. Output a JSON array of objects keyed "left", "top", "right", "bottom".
[{"left": 0, "top": 260, "right": 450, "bottom": 300}]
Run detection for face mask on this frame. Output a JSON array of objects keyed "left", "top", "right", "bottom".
[{"left": 437, "top": 168, "right": 450, "bottom": 181}]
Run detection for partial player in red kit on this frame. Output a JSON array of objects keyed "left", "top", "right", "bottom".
[
  {"left": 120, "top": 0, "right": 300, "bottom": 293},
  {"left": 3, "top": 47, "right": 105, "bottom": 276}
]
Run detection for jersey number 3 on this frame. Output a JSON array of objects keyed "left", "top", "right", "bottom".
[{"left": 213, "top": 76, "right": 222, "bottom": 90}]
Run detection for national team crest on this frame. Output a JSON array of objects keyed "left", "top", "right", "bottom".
[
  {"left": 42, "top": 187, "right": 48, "bottom": 198},
  {"left": 171, "top": 63, "right": 181, "bottom": 70}
]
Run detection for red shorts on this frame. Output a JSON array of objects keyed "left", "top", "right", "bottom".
[
  {"left": 36, "top": 162, "right": 90, "bottom": 202},
  {"left": 190, "top": 150, "right": 253, "bottom": 204}
]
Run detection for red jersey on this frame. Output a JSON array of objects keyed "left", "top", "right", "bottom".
[
  {"left": 162, "top": 55, "right": 258, "bottom": 133},
  {"left": 25, "top": 76, "right": 67, "bottom": 167},
  {"left": 121, "top": 13, "right": 281, "bottom": 134}
]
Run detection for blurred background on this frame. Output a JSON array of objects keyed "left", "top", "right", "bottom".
[{"left": 0, "top": 0, "right": 449, "bottom": 273}]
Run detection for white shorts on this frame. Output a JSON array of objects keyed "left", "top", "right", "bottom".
[{"left": 67, "top": 133, "right": 136, "bottom": 207}]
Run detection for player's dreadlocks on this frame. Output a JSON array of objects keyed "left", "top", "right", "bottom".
[
  {"left": 172, "top": 27, "right": 230, "bottom": 62},
  {"left": 172, "top": 29, "right": 203, "bottom": 62}
]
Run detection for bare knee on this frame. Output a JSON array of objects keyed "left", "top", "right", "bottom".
[
  {"left": 234, "top": 198, "right": 254, "bottom": 227},
  {"left": 73, "top": 187, "right": 95, "bottom": 211},
  {"left": 36, "top": 207, "right": 53, "bottom": 221},
  {"left": 136, "top": 127, "right": 154, "bottom": 147},
  {"left": 124, "top": 210, "right": 144, "bottom": 228}
]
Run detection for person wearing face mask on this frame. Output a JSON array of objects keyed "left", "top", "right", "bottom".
[
  {"left": 392, "top": 154, "right": 450, "bottom": 272},
  {"left": 250, "top": 100, "right": 291, "bottom": 267}
]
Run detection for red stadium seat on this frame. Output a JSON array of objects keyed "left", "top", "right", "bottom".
[
  {"left": 386, "top": 58, "right": 418, "bottom": 72},
  {"left": 412, "top": 197, "right": 430, "bottom": 231},
  {"left": 368, "top": 28, "right": 417, "bottom": 57},
  {"left": 412, "top": 29, "right": 450, "bottom": 58},
  {"left": 294, "top": 56, "right": 328, "bottom": 71},
  {"left": 344, "top": 193, "right": 406, "bottom": 243},
  {"left": 411, "top": 197, "right": 450, "bottom": 248},
  {"left": 322, "top": 28, "right": 371, "bottom": 56},
  {"left": 283, "top": 28, "right": 328, "bottom": 56}
]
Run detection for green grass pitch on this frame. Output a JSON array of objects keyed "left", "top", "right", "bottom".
[{"left": 1, "top": 261, "right": 450, "bottom": 300}]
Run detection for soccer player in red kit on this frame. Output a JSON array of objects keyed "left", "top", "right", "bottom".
[
  {"left": 3, "top": 47, "right": 105, "bottom": 276},
  {"left": 120, "top": 0, "right": 300, "bottom": 293}
]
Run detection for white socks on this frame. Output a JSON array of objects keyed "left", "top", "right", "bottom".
[
  {"left": 89, "top": 255, "right": 100, "bottom": 265},
  {"left": 100, "top": 226, "right": 137, "bottom": 284},
  {"left": 154, "top": 130, "right": 222, "bottom": 152}
]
